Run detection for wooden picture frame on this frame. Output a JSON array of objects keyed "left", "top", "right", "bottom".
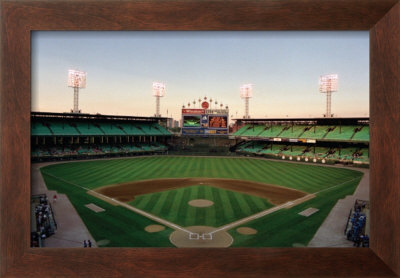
[{"left": 1, "top": 0, "right": 399, "bottom": 277}]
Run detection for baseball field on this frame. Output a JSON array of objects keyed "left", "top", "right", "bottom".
[{"left": 40, "top": 156, "right": 363, "bottom": 247}]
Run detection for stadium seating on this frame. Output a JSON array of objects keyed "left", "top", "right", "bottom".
[
  {"left": 258, "top": 125, "right": 285, "bottom": 138},
  {"left": 279, "top": 145, "right": 306, "bottom": 156},
  {"left": 239, "top": 125, "right": 266, "bottom": 137},
  {"left": 154, "top": 124, "right": 171, "bottom": 135},
  {"left": 353, "top": 148, "right": 369, "bottom": 163},
  {"left": 98, "top": 123, "right": 126, "bottom": 135},
  {"left": 136, "top": 123, "right": 165, "bottom": 136},
  {"left": 31, "top": 141, "right": 169, "bottom": 159},
  {"left": 310, "top": 147, "right": 330, "bottom": 157},
  {"left": 352, "top": 126, "right": 369, "bottom": 141},
  {"left": 233, "top": 125, "right": 252, "bottom": 136},
  {"left": 324, "top": 126, "right": 359, "bottom": 140},
  {"left": 278, "top": 125, "right": 308, "bottom": 138},
  {"left": 300, "top": 126, "right": 330, "bottom": 139},
  {"left": 74, "top": 122, "right": 104, "bottom": 136},
  {"left": 47, "top": 122, "right": 80, "bottom": 136},
  {"left": 118, "top": 123, "right": 144, "bottom": 135},
  {"left": 258, "top": 144, "right": 282, "bottom": 155},
  {"left": 31, "top": 122, "right": 53, "bottom": 136}
]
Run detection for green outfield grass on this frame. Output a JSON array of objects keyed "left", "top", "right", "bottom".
[{"left": 40, "top": 156, "right": 363, "bottom": 247}]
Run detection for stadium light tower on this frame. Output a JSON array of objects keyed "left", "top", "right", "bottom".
[
  {"left": 240, "top": 84, "right": 253, "bottom": 119},
  {"left": 152, "top": 82, "right": 165, "bottom": 117},
  {"left": 319, "top": 74, "right": 338, "bottom": 118},
  {"left": 68, "top": 69, "right": 86, "bottom": 113}
]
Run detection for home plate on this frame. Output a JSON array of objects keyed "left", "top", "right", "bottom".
[
  {"left": 85, "top": 203, "right": 105, "bottom": 213},
  {"left": 298, "top": 208, "right": 319, "bottom": 217}
]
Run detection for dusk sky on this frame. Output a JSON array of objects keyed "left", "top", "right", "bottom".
[{"left": 32, "top": 31, "right": 369, "bottom": 121}]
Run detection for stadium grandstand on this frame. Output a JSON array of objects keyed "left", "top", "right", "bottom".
[
  {"left": 31, "top": 112, "right": 172, "bottom": 161},
  {"left": 231, "top": 117, "right": 369, "bottom": 166}
]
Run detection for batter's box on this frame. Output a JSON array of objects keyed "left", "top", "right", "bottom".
[
  {"left": 201, "top": 233, "right": 213, "bottom": 240},
  {"left": 189, "top": 233, "right": 200, "bottom": 240}
]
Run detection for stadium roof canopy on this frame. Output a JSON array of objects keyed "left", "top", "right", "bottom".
[
  {"left": 31, "top": 111, "right": 169, "bottom": 122},
  {"left": 233, "top": 117, "right": 369, "bottom": 125}
]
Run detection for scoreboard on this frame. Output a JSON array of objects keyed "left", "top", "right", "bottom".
[{"left": 181, "top": 108, "right": 228, "bottom": 136}]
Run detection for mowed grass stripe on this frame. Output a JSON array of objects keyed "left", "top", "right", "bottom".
[
  {"left": 182, "top": 158, "right": 197, "bottom": 177},
  {"left": 230, "top": 159, "right": 256, "bottom": 182},
  {"left": 131, "top": 158, "right": 161, "bottom": 180},
  {"left": 151, "top": 190, "right": 171, "bottom": 216},
  {"left": 121, "top": 157, "right": 161, "bottom": 180},
  {"left": 177, "top": 187, "right": 193, "bottom": 226},
  {"left": 189, "top": 186, "right": 200, "bottom": 225},
  {"left": 143, "top": 192, "right": 162, "bottom": 212},
  {"left": 77, "top": 157, "right": 156, "bottom": 188},
  {"left": 218, "top": 187, "right": 235, "bottom": 221},
  {"left": 226, "top": 190, "right": 247, "bottom": 219},
  {"left": 204, "top": 186, "right": 217, "bottom": 227},
  {"left": 211, "top": 186, "right": 225, "bottom": 226},
  {"left": 75, "top": 158, "right": 145, "bottom": 183},
  {"left": 244, "top": 159, "right": 272, "bottom": 181},
  {"left": 220, "top": 158, "right": 237, "bottom": 179},
  {"left": 169, "top": 187, "right": 185, "bottom": 224},
  {"left": 90, "top": 159, "right": 142, "bottom": 186},
  {"left": 233, "top": 190, "right": 254, "bottom": 215},
  {"left": 149, "top": 156, "right": 177, "bottom": 178},
  {"left": 172, "top": 157, "right": 191, "bottom": 177},
  {"left": 198, "top": 185, "right": 205, "bottom": 199},
  {"left": 242, "top": 194, "right": 267, "bottom": 212},
  {"left": 131, "top": 193, "right": 151, "bottom": 209}
]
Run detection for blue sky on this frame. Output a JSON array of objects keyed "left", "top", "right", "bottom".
[{"left": 32, "top": 31, "right": 369, "bottom": 121}]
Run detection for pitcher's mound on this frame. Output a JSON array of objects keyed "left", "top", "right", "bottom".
[
  {"left": 145, "top": 225, "right": 165, "bottom": 233},
  {"left": 236, "top": 227, "right": 258, "bottom": 235},
  {"left": 170, "top": 226, "right": 233, "bottom": 248},
  {"left": 188, "top": 199, "right": 214, "bottom": 207}
]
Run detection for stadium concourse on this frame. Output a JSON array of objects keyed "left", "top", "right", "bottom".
[{"left": 31, "top": 112, "right": 370, "bottom": 247}]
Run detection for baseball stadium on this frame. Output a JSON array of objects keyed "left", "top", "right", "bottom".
[
  {"left": 31, "top": 104, "right": 370, "bottom": 248},
  {"left": 31, "top": 31, "right": 370, "bottom": 249}
]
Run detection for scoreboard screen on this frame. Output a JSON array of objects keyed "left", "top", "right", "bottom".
[
  {"left": 183, "top": 115, "right": 201, "bottom": 127},
  {"left": 181, "top": 108, "right": 228, "bottom": 136}
]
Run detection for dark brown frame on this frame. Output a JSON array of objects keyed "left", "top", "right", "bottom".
[{"left": 1, "top": 0, "right": 399, "bottom": 277}]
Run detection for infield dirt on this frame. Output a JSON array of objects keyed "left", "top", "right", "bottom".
[{"left": 94, "top": 178, "right": 307, "bottom": 205}]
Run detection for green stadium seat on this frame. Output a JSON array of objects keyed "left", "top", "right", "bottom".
[
  {"left": 278, "top": 125, "right": 308, "bottom": 138},
  {"left": 75, "top": 122, "right": 104, "bottom": 136},
  {"left": 31, "top": 122, "right": 53, "bottom": 136},
  {"left": 258, "top": 125, "right": 285, "bottom": 138},
  {"left": 118, "top": 123, "right": 145, "bottom": 136},
  {"left": 324, "top": 126, "right": 358, "bottom": 140},
  {"left": 48, "top": 121, "right": 80, "bottom": 136},
  {"left": 153, "top": 124, "right": 171, "bottom": 135},
  {"left": 300, "top": 126, "right": 330, "bottom": 139},
  {"left": 233, "top": 124, "right": 251, "bottom": 136},
  {"left": 98, "top": 123, "right": 126, "bottom": 135},
  {"left": 239, "top": 125, "right": 265, "bottom": 137},
  {"left": 352, "top": 126, "right": 369, "bottom": 141}
]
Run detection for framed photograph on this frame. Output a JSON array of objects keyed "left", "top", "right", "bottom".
[{"left": 1, "top": 0, "right": 399, "bottom": 277}]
